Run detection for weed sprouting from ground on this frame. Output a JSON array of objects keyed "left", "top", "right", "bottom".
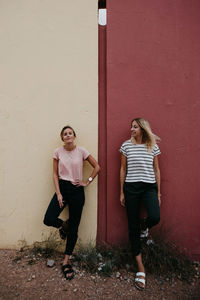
[
  {"left": 31, "top": 231, "right": 62, "bottom": 258},
  {"left": 16, "top": 231, "right": 198, "bottom": 282},
  {"left": 18, "top": 239, "right": 29, "bottom": 252},
  {"left": 73, "top": 239, "right": 198, "bottom": 281},
  {"left": 140, "top": 224, "right": 198, "bottom": 281},
  {"left": 74, "top": 243, "right": 136, "bottom": 276},
  {"left": 14, "top": 232, "right": 63, "bottom": 265},
  {"left": 74, "top": 243, "right": 133, "bottom": 276},
  {"left": 142, "top": 236, "right": 197, "bottom": 282},
  {"left": 73, "top": 243, "right": 100, "bottom": 273}
]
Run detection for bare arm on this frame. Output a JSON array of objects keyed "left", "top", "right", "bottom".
[
  {"left": 53, "top": 158, "right": 63, "bottom": 208},
  {"left": 86, "top": 154, "right": 100, "bottom": 184},
  {"left": 153, "top": 155, "right": 161, "bottom": 206},
  {"left": 74, "top": 154, "right": 100, "bottom": 186},
  {"left": 120, "top": 154, "right": 127, "bottom": 207}
]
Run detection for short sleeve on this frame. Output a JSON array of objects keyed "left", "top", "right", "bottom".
[
  {"left": 79, "top": 147, "right": 90, "bottom": 160},
  {"left": 120, "top": 143, "right": 127, "bottom": 157},
  {"left": 153, "top": 144, "right": 161, "bottom": 157},
  {"left": 53, "top": 148, "right": 59, "bottom": 160}
]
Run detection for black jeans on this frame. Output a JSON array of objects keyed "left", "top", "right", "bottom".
[
  {"left": 124, "top": 182, "right": 160, "bottom": 257},
  {"left": 43, "top": 180, "right": 85, "bottom": 255}
]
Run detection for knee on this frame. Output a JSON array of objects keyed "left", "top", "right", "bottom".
[
  {"left": 43, "top": 216, "right": 54, "bottom": 227},
  {"left": 149, "top": 215, "right": 160, "bottom": 227}
]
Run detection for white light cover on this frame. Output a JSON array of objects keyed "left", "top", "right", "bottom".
[{"left": 98, "top": 9, "right": 107, "bottom": 26}]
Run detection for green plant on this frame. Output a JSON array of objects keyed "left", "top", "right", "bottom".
[
  {"left": 73, "top": 238, "right": 197, "bottom": 281},
  {"left": 31, "top": 231, "right": 62, "bottom": 258},
  {"left": 97, "top": 243, "right": 135, "bottom": 270},
  {"left": 140, "top": 223, "right": 197, "bottom": 281},
  {"left": 74, "top": 243, "right": 99, "bottom": 273},
  {"left": 18, "top": 239, "right": 29, "bottom": 252},
  {"left": 142, "top": 236, "right": 196, "bottom": 281},
  {"left": 74, "top": 242, "right": 135, "bottom": 276}
]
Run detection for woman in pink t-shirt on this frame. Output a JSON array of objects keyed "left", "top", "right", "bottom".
[{"left": 44, "top": 125, "right": 100, "bottom": 280}]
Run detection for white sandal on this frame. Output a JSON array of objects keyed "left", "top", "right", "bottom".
[
  {"left": 140, "top": 228, "right": 149, "bottom": 238},
  {"left": 135, "top": 272, "right": 146, "bottom": 290}
]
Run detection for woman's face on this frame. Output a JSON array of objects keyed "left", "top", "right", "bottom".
[
  {"left": 62, "top": 128, "right": 75, "bottom": 144},
  {"left": 131, "top": 120, "right": 143, "bottom": 139}
]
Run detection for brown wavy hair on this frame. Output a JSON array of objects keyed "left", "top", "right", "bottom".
[{"left": 60, "top": 125, "right": 76, "bottom": 141}]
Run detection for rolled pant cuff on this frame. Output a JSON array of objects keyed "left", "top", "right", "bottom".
[{"left": 65, "top": 250, "right": 73, "bottom": 256}]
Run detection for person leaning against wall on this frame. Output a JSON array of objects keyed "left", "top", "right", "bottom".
[
  {"left": 120, "top": 118, "right": 161, "bottom": 291},
  {"left": 43, "top": 125, "right": 100, "bottom": 280}
]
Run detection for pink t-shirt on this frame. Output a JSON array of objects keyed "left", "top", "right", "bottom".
[{"left": 53, "top": 146, "right": 90, "bottom": 183}]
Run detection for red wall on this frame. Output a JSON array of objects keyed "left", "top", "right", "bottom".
[
  {"left": 98, "top": 0, "right": 200, "bottom": 259},
  {"left": 98, "top": 25, "right": 107, "bottom": 243}
]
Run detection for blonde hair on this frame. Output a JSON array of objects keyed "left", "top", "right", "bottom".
[{"left": 131, "top": 118, "right": 160, "bottom": 151}]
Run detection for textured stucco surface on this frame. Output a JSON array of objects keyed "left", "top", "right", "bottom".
[{"left": 0, "top": 0, "right": 98, "bottom": 248}]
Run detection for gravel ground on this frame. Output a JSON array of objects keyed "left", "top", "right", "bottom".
[{"left": 0, "top": 249, "right": 199, "bottom": 300}]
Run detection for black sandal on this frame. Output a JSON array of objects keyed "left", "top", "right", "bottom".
[
  {"left": 61, "top": 264, "right": 74, "bottom": 280},
  {"left": 59, "top": 220, "right": 69, "bottom": 240}
]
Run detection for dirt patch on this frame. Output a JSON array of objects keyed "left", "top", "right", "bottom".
[{"left": 0, "top": 249, "right": 199, "bottom": 300}]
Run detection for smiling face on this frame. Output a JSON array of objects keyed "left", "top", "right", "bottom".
[
  {"left": 131, "top": 120, "right": 143, "bottom": 140},
  {"left": 61, "top": 128, "right": 76, "bottom": 144}
]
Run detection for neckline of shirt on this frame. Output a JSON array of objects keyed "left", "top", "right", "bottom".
[
  {"left": 63, "top": 145, "right": 77, "bottom": 152},
  {"left": 128, "top": 139, "right": 145, "bottom": 145}
]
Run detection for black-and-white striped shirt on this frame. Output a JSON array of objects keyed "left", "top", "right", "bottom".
[{"left": 120, "top": 140, "right": 161, "bottom": 183}]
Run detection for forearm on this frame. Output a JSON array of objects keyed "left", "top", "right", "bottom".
[
  {"left": 84, "top": 164, "right": 100, "bottom": 186},
  {"left": 120, "top": 168, "right": 126, "bottom": 194},
  {"left": 155, "top": 170, "right": 161, "bottom": 195},
  {"left": 89, "top": 165, "right": 100, "bottom": 181},
  {"left": 53, "top": 174, "right": 61, "bottom": 196}
]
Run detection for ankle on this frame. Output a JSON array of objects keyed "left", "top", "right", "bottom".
[
  {"left": 63, "top": 254, "right": 70, "bottom": 266},
  {"left": 138, "top": 266, "right": 145, "bottom": 273},
  {"left": 135, "top": 255, "right": 145, "bottom": 273}
]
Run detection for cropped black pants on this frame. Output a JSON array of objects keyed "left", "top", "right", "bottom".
[
  {"left": 43, "top": 180, "right": 85, "bottom": 255},
  {"left": 124, "top": 182, "right": 160, "bottom": 257}
]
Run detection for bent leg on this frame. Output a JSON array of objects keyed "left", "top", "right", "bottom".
[{"left": 43, "top": 193, "right": 65, "bottom": 228}]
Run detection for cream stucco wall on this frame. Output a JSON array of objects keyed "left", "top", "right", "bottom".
[{"left": 0, "top": 0, "right": 98, "bottom": 248}]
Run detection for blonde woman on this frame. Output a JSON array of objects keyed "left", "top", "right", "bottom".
[
  {"left": 120, "top": 118, "right": 161, "bottom": 291},
  {"left": 44, "top": 125, "right": 100, "bottom": 280}
]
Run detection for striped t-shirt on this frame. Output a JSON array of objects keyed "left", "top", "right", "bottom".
[{"left": 120, "top": 140, "right": 161, "bottom": 183}]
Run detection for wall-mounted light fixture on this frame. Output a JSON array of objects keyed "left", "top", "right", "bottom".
[{"left": 98, "top": 0, "right": 107, "bottom": 26}]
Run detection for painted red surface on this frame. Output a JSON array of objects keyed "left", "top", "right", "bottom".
[
  {"left": 98, "top": 0, "right": 200, "bottom": 259},
  {"left": 98, "top": 24, "right": 107, "bottom": 243}
]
